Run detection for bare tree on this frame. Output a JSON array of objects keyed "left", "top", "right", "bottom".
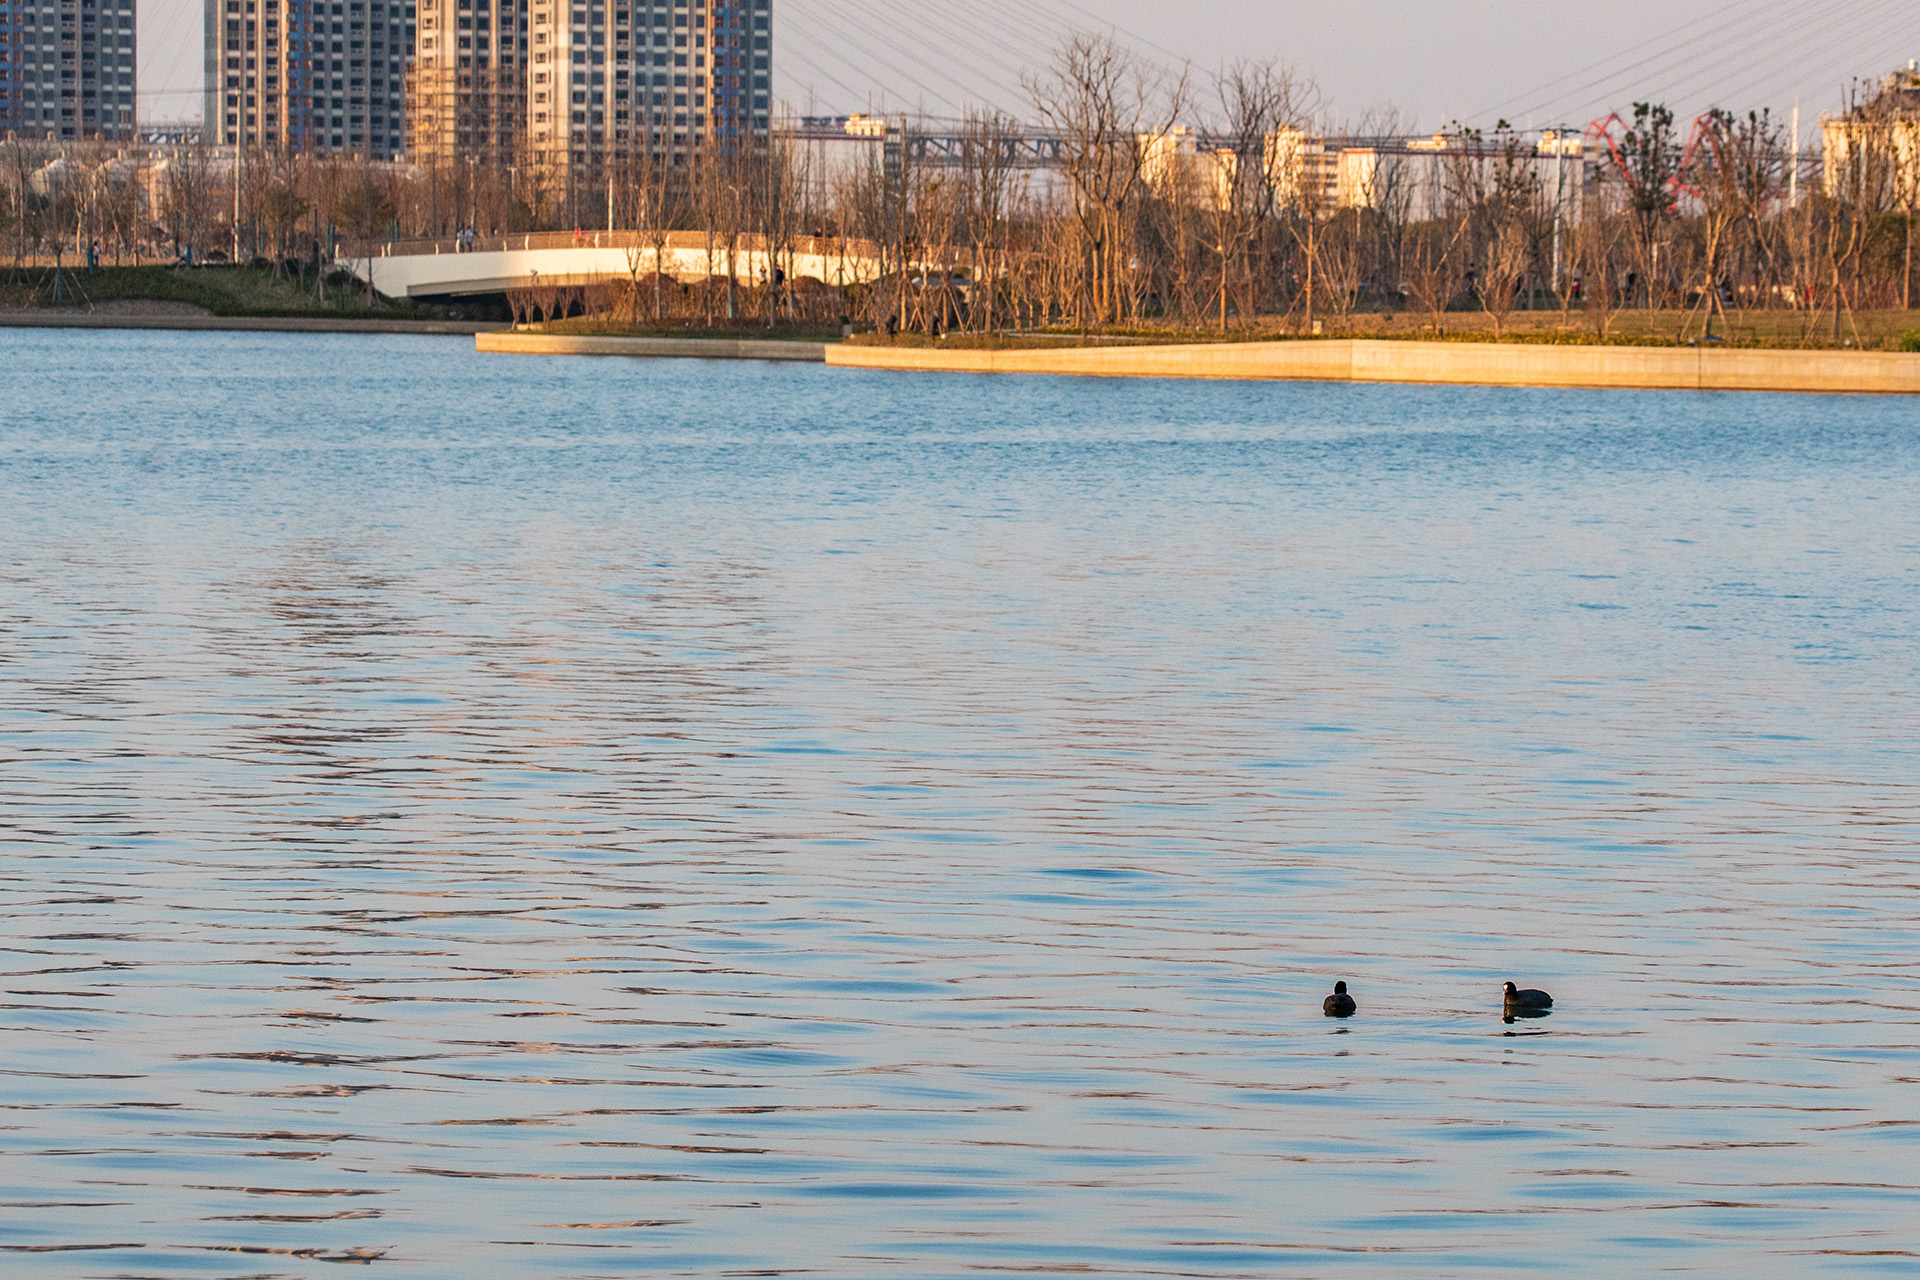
[
  {"left": 1207, "top": 60, "right": 1313, "bottom": 331},
  {"left": 1575, "top": 186, "right": 1627, "bottom": 339},
  {"left": 97, "top": 152, "right": 145, "bottom": 266},
  {"left": 1612, "top": 102, "right": 1681, "bottom": 307},
  {"left": 1026, "top": 32, "right": 1186, "bottom": 334},
  {"left": 1686, "top": 109, "right": 1786, "bottom": 337},
  {"left": 1363, "top": 110, "right": 1418, "bottom": 316},
  {"left": 0, "top": 141, "right": 46, "bottom": 279},
  {"left": 160, "top": 143, "right": 218, "bottom": 265},
  {"left": 955, "top": 109, "right": 1020, "bottom": 332},
  {"left": 333, "top": 165, "right": 397, "bottom": 306},
  {"left": 1473, "top": 127, "right": 1545, "bottom": 335},
  {"left": 260, "top": 152, "right": 311, "bottom": 277},
  {"left": 1403, "top": 217, "right": 1467, "bottom": 331},
  {"left": 1275, "top": 124, "right": 1335, "bottom": 330}
]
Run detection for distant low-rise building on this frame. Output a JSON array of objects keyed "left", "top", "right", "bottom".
[
  {"left": 1264, "top": 127, "right": 1337, "bottom": 214},
  {"left": 1268, "top": 129, "right": 1388, "bottom": 216},
  {"left": 1403, "top": 128, "right": 1590, "bottom": 224},
  {"left": 1139, "top": 126, "right": 1237, "bottom": 210},
  {"left": 1140, "top": 126, "right": 1367, "bottom": 216},
  {"left": 1822, "top": 63, "right": 1920, "bottom": 208},
  {"left": 780, "top": 113, "right": 891, "bottom": 209}
]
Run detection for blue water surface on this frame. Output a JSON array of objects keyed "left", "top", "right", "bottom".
[{"left": 1, "top": 328, "right": 1916, "bottom": 1278}]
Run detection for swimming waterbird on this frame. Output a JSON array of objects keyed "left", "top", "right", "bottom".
[
  {"left": 1323, "top": 980, "right": 1356, "bottom": 1017},
  {"left": 1503, "top": 981, "right": 1553, "bottom": 1012}
]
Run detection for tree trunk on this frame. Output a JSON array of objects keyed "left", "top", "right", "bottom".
[{"left": 1303, "top": 222, "right": 1316, "bottom": 332}]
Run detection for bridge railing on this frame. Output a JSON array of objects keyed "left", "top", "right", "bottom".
[
  {"left": 339, "top": 229, "right": 887, "bottom": 266},
  {"left": 344, "top": 229, "right": 660, "bottom": 258}
]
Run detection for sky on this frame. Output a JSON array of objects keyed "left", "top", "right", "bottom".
[{"left": 139, "top": 0, "right": 1917, "bottom": 132}]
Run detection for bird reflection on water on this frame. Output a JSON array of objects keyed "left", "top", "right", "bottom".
[{"left": 1503, "top": 980, "right": 1554, "bottom": 1025}]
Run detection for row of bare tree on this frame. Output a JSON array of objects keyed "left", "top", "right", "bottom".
[
  {"left": 3, "top": 136, "right": 400, "bottom": 303},
  {"left": 9, "top": 34, "right": 1918, "bottom": 334},
  {"left": 593, "top": 40, "right": 1918, "bottom": 336}
]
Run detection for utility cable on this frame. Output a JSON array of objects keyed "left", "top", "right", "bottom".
[
  {"left": 1472, "top": 0, "right": 1779, "bottom": 122},
  {"left": 1586, "top": 0, "right": 1879, "bottom": 118},
  {"left": 1512, "top": 0, "right": 1826, "bottom": 125},
  {"left": 880, "top": 2, "right": 1036, "bottom": 107},
  {"left": 1666, "top": 0, "right": 1904, "bottom": 116},
  {"left": 1710, "top": 1, "right": 1920, "bottom": 116},
  {"left": 789, "top": 0, "right": 964, "bottom": 112},
  {"left": 769, "top": 24, "right": 870, "bottom": 109},
  {"left": 775, "top": 6, "right": 926, "bottom": 107}
]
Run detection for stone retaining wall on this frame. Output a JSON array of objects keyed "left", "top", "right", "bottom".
[
  {"left": 824, "top": 339, "right": 1920, "bottom": 394},
  {"left": 476, "top": 332, "right": 828, "bottom": 362}
]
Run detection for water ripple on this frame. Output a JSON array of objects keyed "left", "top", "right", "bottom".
[{"left": 1, "top": 329, "right": 1917, "bottom": 1276}]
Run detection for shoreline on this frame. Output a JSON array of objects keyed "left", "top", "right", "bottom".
[
  {"left": 824, "top": 337, "right": 1920, "bottom": 394},
  {"left": 13, "top": 320, "right": 1918, "bottom": 393},
  {"left": 475, "top": 329, "right": 1920, "bottom": 393},
  {"left": 476, "top": 331, "right": 827, "bottom": 362},
  {"left": 0, "top": 311, "right": 502, "bottom": 336}
]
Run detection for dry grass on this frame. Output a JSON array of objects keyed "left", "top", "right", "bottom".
[
  {"left": 1309, "top": 307, "right": 1920, "bottom": 350},
  {"left": 540, "top": 314, "right": 841, "bottom": 342},
  {"left": 0, "top": 265, "right": 461, "bottom": 319},
  {"left": 845, "top": 309, "right": 1920, "bottom": 352}
]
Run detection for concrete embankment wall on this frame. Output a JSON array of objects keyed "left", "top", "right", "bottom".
[
  {"left": 825, "top": 339, "right": 1920, "bottom": 394},
  {"left": 476, "top": 332, "right": 827, "bottom": 362},
  {"left": 471, "top": 331, "right": 1920, "bottom": 393}
]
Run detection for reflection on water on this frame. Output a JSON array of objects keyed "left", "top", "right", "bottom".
[{"left": 2, "top": 329, "right": 1918, "bottom": 1277}]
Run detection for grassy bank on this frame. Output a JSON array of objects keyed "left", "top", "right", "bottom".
[
  {"left": 535, "top": 314, "right": 843, "bottom": 343},
  {"left": 0, "top": 264, "right": 481, "bottom": 321},
  {"left": 844, "top": 309, "right": 1920, "bottom": 352}
]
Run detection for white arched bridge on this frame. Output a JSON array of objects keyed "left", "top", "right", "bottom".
[{"left": 340, "top": 230, "right": 886, "bottom": 299}]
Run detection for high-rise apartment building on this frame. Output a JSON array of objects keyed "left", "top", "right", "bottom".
[
  {"left": 1, "top": 0, "right": 16, "bottom": 130},
  {"left": 1, "top": 0, "right": 16, "bottom": 129},
  {"left": 204, "top": 0, "right": 413, "bottom": 156},
  {"left": 523, "top": 0, "right": 769, "bottom": 182},
  {"left": 408, "top": 0, "right": 527, "bottom": 166},
  {"left": 2, "top": 0, "right": 136, "bottom": 140}
]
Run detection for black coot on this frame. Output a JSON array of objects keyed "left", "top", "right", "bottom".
[
  {"left": 1503, "top": 981, "right": 1553, "bottom": 1011},
  {"left": 1323, "top": 980, "right": 1356, "bottom": 1017}
]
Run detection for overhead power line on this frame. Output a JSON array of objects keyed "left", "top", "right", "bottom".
[
  {"left": 1469, "top": 0, "right": 1919, "bottom": 127},
  {"left": 771, "top": 0, "right": 1201, "bottom": 120}
]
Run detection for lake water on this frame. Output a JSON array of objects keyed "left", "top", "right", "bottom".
[{"left": 1, "top": 329, "right": 1917, "bottom": 1278}]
